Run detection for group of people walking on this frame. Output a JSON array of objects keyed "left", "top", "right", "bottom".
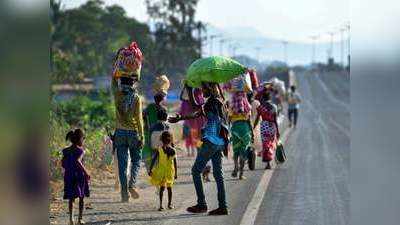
[{"left": 59, "top": 42, "right": 301, "bottom": 224}]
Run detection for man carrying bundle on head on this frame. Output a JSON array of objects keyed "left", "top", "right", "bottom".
[{"left": 111, "top": 42, "right": 144, "bottom": 202}]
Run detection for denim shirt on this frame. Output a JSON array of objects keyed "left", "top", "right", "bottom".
[{"left": 202, "top": 112, "right": 225, "bottom": 146}]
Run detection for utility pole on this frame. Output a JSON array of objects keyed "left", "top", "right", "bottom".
[
  {"left": 340, "top": 27, "right": 346, "bottom": 68},
  {"left": 345, "top": 22, "right": 350, "bottom": 68},
  {"left": 309, "top": 35, "right": 319, "bottom": 64},
  {"left": 327, "top": 32, "right": 335, "bottom": 61},
  {"left": 282, "top": 41, "right": 288, "bottom": 65},
  {"left": 232, "top": 43, "right": 240, "bottom": 57},
  {"left": 219, "top": 38, "right": 226, "bottom": 56},
  {"left": 254, "top": 46, "right": 261, "bottom": 62},
  {"left": 208, "top": 34, "right": 220, "bottom": 56}
]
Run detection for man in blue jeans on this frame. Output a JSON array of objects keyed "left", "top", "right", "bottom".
[{"left": 169, "top": 82, "right": 229, "bottom": 215}]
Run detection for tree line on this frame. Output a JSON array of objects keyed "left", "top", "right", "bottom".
[{"left": 50, "top": 0, "right": 204, "bottom": 92}]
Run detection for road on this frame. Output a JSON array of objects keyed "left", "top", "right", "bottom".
[
  {"left": 50, "top": 71, "right": 349, "bottom": 225},
  {"left": 253, "top": 72, "right": 350, "bottom": 225}
]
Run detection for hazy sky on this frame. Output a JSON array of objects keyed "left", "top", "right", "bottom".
[{"left": 64, "top": 0, "right": 349, "bottom": 43}]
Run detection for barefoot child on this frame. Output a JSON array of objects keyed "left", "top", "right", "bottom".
[
  {"left": 61, "top": 129, "right": 90, "bottom": 225},
  {"left": 148, "top": 131, "right": 178, "bottom": 211}
]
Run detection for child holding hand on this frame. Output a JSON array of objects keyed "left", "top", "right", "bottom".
[{"left": 148, "top": 131, "right": 178, "bottom": 211}]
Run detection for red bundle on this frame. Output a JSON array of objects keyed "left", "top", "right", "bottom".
[
  {"left": 112, "top": 42, "right": 143, "bottom": 79},
  {"left": 248, "top": 69, "right": 259, "bottom": 90}
]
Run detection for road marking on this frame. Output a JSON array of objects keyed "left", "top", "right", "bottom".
[
  {"left": 314, "top": 74, "right": 349, "bottom": 111},
  {"left": 239, "top": 127, "right": 291, "bottom": 225}
]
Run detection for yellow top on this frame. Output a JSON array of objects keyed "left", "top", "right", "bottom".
[
  {"left": 150, "top": 147, "right": 176, "bottom": 187},
  {"left": 229, "top": 111, "right": 250, "bottom": 122},
  {"left": 112, "top": 78, "right": 144, "bottom": 141}
]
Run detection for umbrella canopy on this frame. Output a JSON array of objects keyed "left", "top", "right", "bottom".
[{"left": 185, "top": 56, "right": 247, "bottom": 88}]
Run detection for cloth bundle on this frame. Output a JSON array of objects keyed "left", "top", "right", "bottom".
[
  {"left": 255, "top": 82, "right": 274, "bottom": 101},
  {"left": 224, "top": 72, "right": 252, "bottom": 93},
  {"left": 112, "top": 42, "right": 143, "bottom": 80},
  {"left": 152, "top": 75, "right": 170, "bottom": 96},
  {"left": 230, "top": 91, "right": 251, "bottom": 115},
  {"left": 269, "top": 77, "right": 286, "bottom": 96},
  {"left": 248, "top": 69, "right": 259, "bottom": 90}
]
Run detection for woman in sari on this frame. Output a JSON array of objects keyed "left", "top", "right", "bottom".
[{"left": 253, "top": 86, "right": 280, "bottom": 169}]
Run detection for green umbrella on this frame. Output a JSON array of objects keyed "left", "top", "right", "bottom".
[{"left": 185, "top": 56, "right": 247, "bottom": 88}]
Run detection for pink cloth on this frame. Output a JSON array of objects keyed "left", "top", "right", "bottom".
[
  {"left": 230, "top": 92, "right": 251, "bottom": 114},
  {"left": 180, "top": 100, "right": 206, "bottom": 129},
  {"left": 179, "top": 88, "right": 206, "bottom": 129}
]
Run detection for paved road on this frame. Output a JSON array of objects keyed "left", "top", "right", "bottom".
[
  {"left": 51, "top": 71, "right": 349, "bottom": 225},
  {"left": 254, "top": 72, "right": 350, "bottom": 225}
]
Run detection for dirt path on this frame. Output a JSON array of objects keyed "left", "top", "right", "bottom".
[{"left": 50, "top": 141, "right": 240, "bottom": 225}]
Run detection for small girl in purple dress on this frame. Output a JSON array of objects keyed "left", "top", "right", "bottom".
[{"left": 62, "top": 128, "right": 90, "bottom": 225}]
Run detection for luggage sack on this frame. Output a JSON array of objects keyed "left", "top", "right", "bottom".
[
  {"left": 275, "top": 141, "right": 287, "bottom": 164},
  {"left": 247, "top": 146, "right": 256, "bottom": 170}
]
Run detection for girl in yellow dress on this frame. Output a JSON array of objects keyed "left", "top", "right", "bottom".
[{"left": 148, "top": 131, "right": 178, "bottom": 211}]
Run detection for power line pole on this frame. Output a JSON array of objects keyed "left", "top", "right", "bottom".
[
  {"left": 254, "top": 47, "right": 261, "bottom": 62},
  {"left": 208, "top": 34, "right": 220, "bottom": 56},
  {"left": 309, "top": 35, "right": 319, "bottom": 64},
  {"left": 345, "top": 22, "right": 350, "bottom": 68},
  {"left": 327, "top": 32, "right": 335, "bottom": 61},
  {"left": 232, "top": 43, "right": 240, "bottom": 57},
  {"left": 340, "top": 27, "right": 346, "bottom": 68},
  {"left": 282, "top": 41, "right": 288, "bottom": 65},
  {"left": 219, "top": 38, "right": 226, "bottom": 56}
]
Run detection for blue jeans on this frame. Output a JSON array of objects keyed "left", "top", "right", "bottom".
[
  {"left": 114, "top": 129, "right": 142, "bottom": 199},
  {"left": 192, "top": 140, "right": 227, "bottom": 209}
]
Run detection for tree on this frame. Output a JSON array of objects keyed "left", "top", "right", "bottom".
[
  {"left": 145, "top": 0, "right": 204, "bottom": 89},
  {"left": 50, "top": 0, "right": 204, "bottom": 93}
]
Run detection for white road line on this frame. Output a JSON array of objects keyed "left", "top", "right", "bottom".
[{"left": 239, "top": 127, "right": 291, "bottom": 225}]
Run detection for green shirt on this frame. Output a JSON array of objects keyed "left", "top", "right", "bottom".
[{"left": 112, "top": 78, "right": 144, "bottom": 141}]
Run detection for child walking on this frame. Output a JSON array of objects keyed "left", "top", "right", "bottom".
[
  {"left": 62, "top": 129, "right": 90, "bottom": 225},
  {"left": 148, "top": 131, "right": 178, "bottom": 211}
]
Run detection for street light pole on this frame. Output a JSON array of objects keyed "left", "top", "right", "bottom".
[
  {"left": 345, "top": 23, "right": 350, "bottom": 67},
  {"left": 340, "top": 28, "right": 346, "bottom": 67},
  {"left": 232, "top": 43, "right": 240, "bottom": 57},
  {"left": 254, "top": 47, "right": 261, "bottom": 62},
  {"left": 327, "top": 32, "right": 335, "bottom": 61},
  {"left": 282, "top": 41, "right": 288, "bottom": 65},
  {"left": 219, "top": 39, "right": 226, "bottom": 56},
  {"left": 309, "top": 35, "right": 319, "bottom": 64},
  {"left": 209, "top": 34, "right": 220, "bottom": 56}
]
